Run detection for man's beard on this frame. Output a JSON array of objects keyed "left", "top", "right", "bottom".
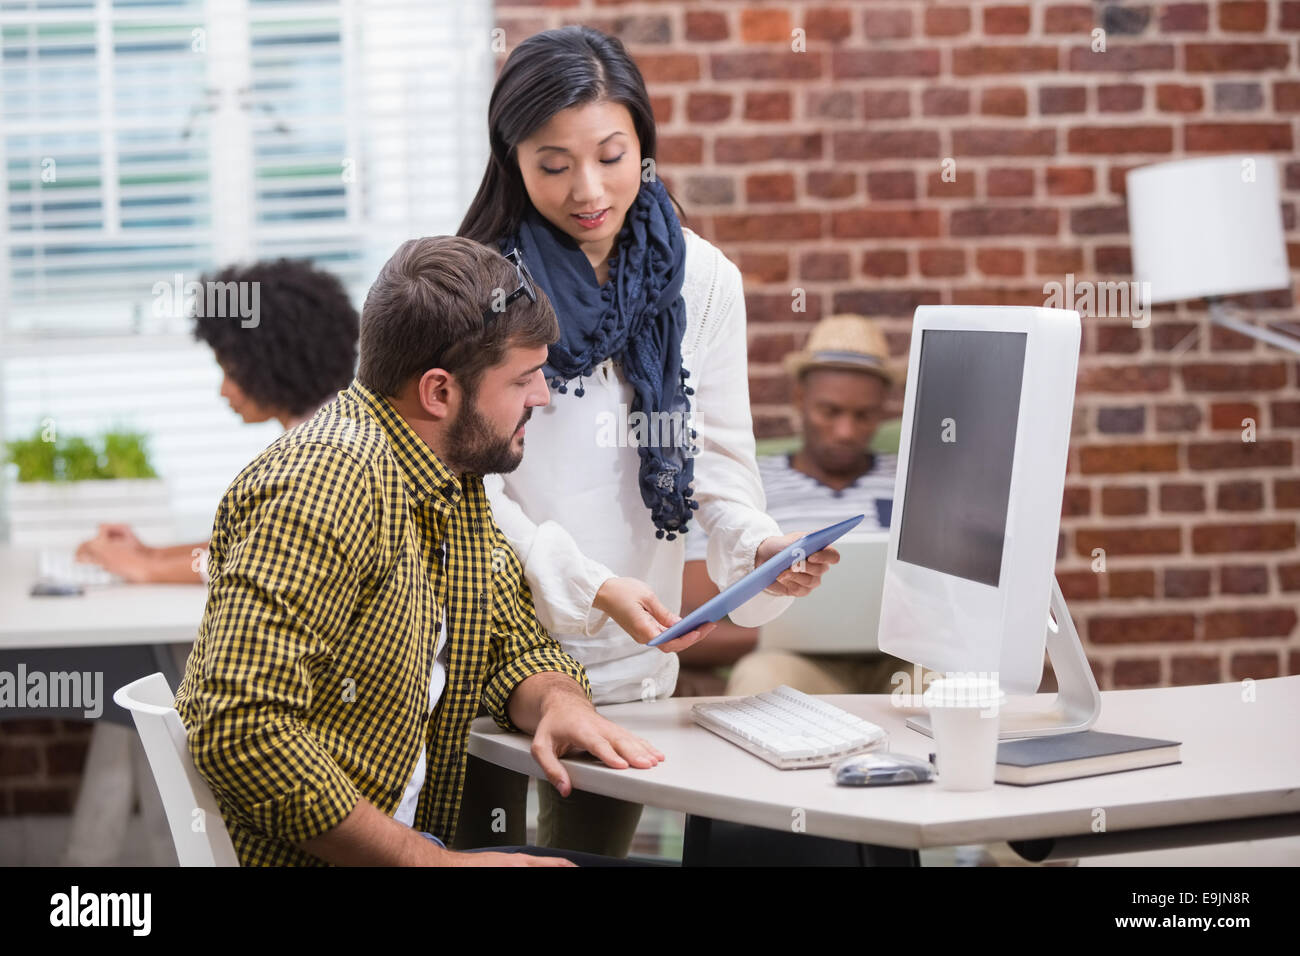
[{"left": 448, "top": 394, "right": 530, "bottom": 476}]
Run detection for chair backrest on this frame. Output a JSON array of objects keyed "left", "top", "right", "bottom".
[{"left": 113, "top": 672, "right": 239, "bottom": 867}]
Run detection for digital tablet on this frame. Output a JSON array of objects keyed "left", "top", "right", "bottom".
[{"left": 648, "top": 514, "right": 865, "bottom": 647}]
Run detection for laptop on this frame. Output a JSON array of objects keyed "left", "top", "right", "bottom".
[{"left": 759, "top": 532, "right": 890, "bottom": 653}]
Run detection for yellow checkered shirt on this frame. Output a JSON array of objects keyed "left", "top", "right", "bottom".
[{"left": 174, "top": 379, "right": 589, "bottom": 866}]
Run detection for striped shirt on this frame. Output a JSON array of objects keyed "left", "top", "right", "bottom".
[
  {"left": 174, "top": 380, "right": 589, "bottom": 866},
  {"left": 685, "top": 453, "right": 897, "bottom": 561}
]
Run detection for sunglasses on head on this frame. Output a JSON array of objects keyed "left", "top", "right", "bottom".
[{"left": 482, "top": 248, "right": 537, "bottom": 326}]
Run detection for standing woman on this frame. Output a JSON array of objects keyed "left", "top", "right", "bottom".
[{"left": 455, "top": 26, "right": 837, "bottom": 857}]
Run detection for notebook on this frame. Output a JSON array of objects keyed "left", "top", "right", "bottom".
[{"left": 993, "top": 731, "right": 1182, "bottom": 786}]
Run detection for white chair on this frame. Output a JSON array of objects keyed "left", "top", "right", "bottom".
[{"left": 113, "top": 672, "right": 239, "bottom": 867}]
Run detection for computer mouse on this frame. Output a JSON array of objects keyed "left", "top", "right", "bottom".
[
  {"left": 30, "top": 579, "right": 85, "bottom": 597},
  {"left": 832, "top": 752, "right": 935, "bottom": 786}
]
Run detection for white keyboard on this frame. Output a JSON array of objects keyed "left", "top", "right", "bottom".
[
  {"left": 37, "top": 550, "right": 119, "bottom": 589},
  {"left": 692, "top": 685, "right": 889, "bottom": 770}
]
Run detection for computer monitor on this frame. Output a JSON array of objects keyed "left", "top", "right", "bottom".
[{"left": 878, "top": 306, "right": 1101, "bottom": 740}]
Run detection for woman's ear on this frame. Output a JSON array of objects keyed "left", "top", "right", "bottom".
[{"left": 417, "top": 367, "right": 459, "bottom": 423}]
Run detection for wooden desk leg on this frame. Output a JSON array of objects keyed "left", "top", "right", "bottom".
[{"left": 682, "top": 814, "right": 920, "bottom": 867}]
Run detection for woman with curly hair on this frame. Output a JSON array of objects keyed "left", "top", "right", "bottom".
[{"left": 75, "top": 258, "right": 359, "bottom": 583}]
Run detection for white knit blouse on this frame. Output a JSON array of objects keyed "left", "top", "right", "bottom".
[{"left": 483, "top": 226, "right": 792, "bottom": 704}]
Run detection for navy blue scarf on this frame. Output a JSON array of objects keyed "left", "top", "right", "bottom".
[{"left": 500, "top": 178, "right": 698, "bottom": 539}]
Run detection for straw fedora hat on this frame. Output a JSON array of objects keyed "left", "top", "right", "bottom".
[{"left": 783, "top": 314, "right": 897, "bottom": 385}]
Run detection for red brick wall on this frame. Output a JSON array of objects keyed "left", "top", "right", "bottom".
[
  {"left": 0, "top": 720, "right": 91, "bottom": 817},
  {"left": 495, "top": 0, "right": 1300, "bottom": 691}
]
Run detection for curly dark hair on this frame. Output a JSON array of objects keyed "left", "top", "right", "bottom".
[{"left": 192, "top": 258, "right": 360, "bottom": 419}]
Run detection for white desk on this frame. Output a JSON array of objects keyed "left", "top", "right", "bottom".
[
  {"left": 470, "top": 677, "right": 1300, "bottom": 864},
  {"left": 0, "top": 546, "right": 207, "bottom": 651},
  {"left": 0, "top": 545, "right": 204, "bottom": 865}
]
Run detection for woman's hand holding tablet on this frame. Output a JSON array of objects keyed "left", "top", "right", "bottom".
[
  {"left": 754, "top": 529, "right": 844, "bottom": 597},
  {"left": 593, "top": 576, "right": 719, "bottom": 654},
  {"left": 647, "top": 514, "right": 864, "bottom": 648}
]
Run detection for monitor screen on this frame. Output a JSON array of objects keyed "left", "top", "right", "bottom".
[{"left": 896, "top": 329, "right": 1027, "bottom": 587}]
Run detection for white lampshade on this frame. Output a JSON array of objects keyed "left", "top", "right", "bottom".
[{"left": 1126, "top": 155, "right": 1290, "bottom": 304}]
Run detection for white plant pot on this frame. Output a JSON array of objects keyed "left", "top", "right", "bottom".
[{"left": 5, "top": 478, "right": 175, "bottom": 549}]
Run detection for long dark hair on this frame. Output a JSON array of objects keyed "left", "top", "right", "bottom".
[{"left": 457, "top": 25, "right": 686, "bottom": 245}]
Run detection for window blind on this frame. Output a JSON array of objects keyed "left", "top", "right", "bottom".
[{"left": 1, "top": 0, "right": 494, "bottom": 538}]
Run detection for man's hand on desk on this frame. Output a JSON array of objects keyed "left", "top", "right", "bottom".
[
  {"left": 756, "top": 531, "right": 841, "bottom": 597},
  {"left": 517, "top": 674, "right": 665, "bottom": 798},
  {"left": 593, "top": 576, "right": 718, "bottom": 653}
]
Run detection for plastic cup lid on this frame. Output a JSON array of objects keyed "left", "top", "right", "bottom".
[{"left": 923, "top": 676, "right": 1006, "bottom": 709}]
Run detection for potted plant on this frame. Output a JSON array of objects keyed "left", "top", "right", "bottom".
[{"left": 3, "top": 426, "right": 173, "bottom": 548}]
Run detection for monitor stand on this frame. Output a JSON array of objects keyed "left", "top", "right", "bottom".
[{"left": 904, "top": 575, "right": 1102, "bottom": 741}]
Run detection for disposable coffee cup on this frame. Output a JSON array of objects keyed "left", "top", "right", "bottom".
[{"left": 923, "top": 676, "right": 1005, "bottom": 791}]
